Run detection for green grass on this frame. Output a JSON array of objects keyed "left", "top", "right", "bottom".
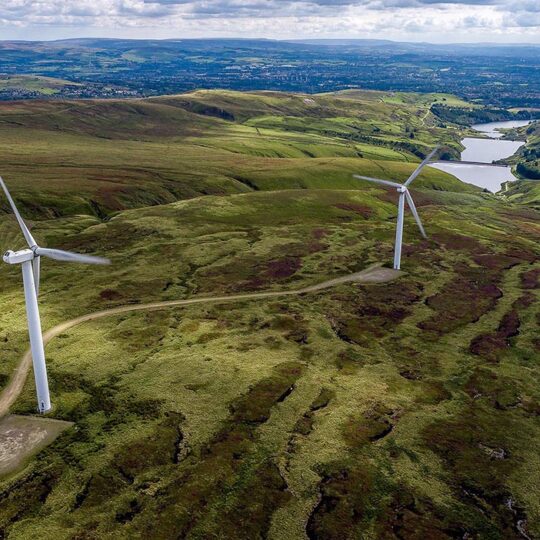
[
  {"left": 0, "top": 186, "right": 538, "bottom": 539},
  {"left": 0, "top": 89, "right": 538, "bottom": 539},
  {"left": 0, "top": 88, "right": 471, "bottom": 218},
  {"left": 0, "top": 75, "right": 81, "bottom": 95}
]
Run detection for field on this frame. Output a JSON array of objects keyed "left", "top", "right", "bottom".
[
  {"left": 0, "top": 89, "right": 538, "bottom": 539},
  {"left": 0, "top": 75, "right": 83, "bottom": 98}
]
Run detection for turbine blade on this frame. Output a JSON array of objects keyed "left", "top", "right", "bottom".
[
  {"left": 0, "top": 176, "right": 37, "bottom": 247},
  {"left": 353, "top": 175, "right": 402, "bottom": 189},
  {"left": 405, "top": 191, "right": 427, "bottom": 239},
  {"left": 35, "top": 247, "right": 110, "bottom": 265},
  {"left": 32, "top": 256, "right": 40, "bottom": 296},
  {"left": 404, "top": 146, "right": 440, "bottom": 187}
]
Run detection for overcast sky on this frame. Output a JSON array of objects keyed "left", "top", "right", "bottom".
[{"left": 0, "top": 0, "right": 539, "bottom": 43}]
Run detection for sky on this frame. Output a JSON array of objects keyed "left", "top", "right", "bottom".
[{"left": 0, "top": 0, "right": 539, "bottom": 44}]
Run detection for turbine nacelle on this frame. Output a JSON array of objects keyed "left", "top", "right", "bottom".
[
  {"left": 353, "top": 146, "right": 440, "bottom": 270},
  {"left": 3, "top": 249, "right": 34, "bottom": 265}
]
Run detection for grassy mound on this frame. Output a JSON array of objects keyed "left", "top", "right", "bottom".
[{"left": 0, "top": 89, "right": 474, "bottom": 219}]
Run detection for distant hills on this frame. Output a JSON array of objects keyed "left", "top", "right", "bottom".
[{"left": 0, "top": 38, "right": 538, "bottom": 107}]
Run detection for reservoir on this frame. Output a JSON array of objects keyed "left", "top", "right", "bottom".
[
  {"left": 430, "top": 120, "right": 531, "bottom": 193},
  {"left": 471, "top": 120, "right": 532, "bottom": 139}
]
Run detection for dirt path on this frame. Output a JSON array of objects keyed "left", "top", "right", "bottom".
[{"left": 0, "top": 264, "right": 399, "bottom": 417}]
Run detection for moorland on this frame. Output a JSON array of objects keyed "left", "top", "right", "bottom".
[{"left": 0, "top": 89, "right": 538, "bottom": 539}]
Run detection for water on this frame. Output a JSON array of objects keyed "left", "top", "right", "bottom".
[
  {"left": 471, "top": 120, "right": 532, "bottom": 139},
  {"left": 461, "top": 137, "right": 524, "bottom": 164},
  {"left": 430, "top": 162, "right": 519, "bottom": 193},
  {"left": 429, "top": 120, "right": 531, "bottom": 193}
]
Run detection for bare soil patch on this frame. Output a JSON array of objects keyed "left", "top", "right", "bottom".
[{"left": 0, "top": 415, "right": 72, "bottom": 478}]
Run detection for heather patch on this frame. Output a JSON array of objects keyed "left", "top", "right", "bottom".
[
  {"left": 419, "top": 263, "right": 503, "bottom": 335},
  {"left": 333, "top": 202, "right": 373, "bottom": 219},
  {"left": 521, "top": 268, "right": 540, "bottom": 289},
  {"left": 330, "top": 281, "right": 423, "bottom": 346}
]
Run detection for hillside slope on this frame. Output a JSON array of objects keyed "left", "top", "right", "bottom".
[
  {"left": 0, "top": 185, "right": 539, "bottom": 539},
  {"left": 0, "top": 89, "right": 473, "bottom": 219},
  {"left": 1, "top": 89, "right": 538, "bottom": 539}
]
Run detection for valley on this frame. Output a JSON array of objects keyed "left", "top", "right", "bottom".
[
  {"left": 430, "top": 119, "right": 532, "bottom": 192},
  {"left": 1, "top": 39, "right": 539, "bottom": 108},
  {"left": 0, "top": 89, "right": 538, "bottom": 539}
]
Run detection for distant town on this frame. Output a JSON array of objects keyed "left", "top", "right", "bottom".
[{"left": 0, "top": 39, "right": 539, "bottom": 108}]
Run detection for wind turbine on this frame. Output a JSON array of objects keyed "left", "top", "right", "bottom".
[
  {"left": 1, "top": 177, "right": 110, "bottom": 413},
  {"left": 353, "top": 147, "right": 439, "bottom": 270}
]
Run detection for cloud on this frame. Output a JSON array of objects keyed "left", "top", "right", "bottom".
[{"left": 0, "top": 0, "right": 538, "bottom": 41}]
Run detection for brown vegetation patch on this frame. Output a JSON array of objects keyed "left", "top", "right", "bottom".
[
  {"left": 265, "top": 257, "right": 302, "bottom": 280},
  {"left": 465, "top": 368, "right": 520, "bottom": 410},
  {"left": 263, "top": 314, "right": 309, "bottom": 344},
  {"left": 293, "top": 389, "right": 334, "bottom": 437},
  {"left": 204, "top": 233, "right": 327, "bottom": 292},
  {"left": 126, "top": 362, "right": 305, "bottom": 538},
  {"left": 497, "top": 310, "right": 521, "bottom": 338},
  {"left": 77, "top": 412, "right": 184, "bottom": 509},
  {"left": 469, "top": 334, "right": 508, "bottom": 363},
  {"left": 503, "top": 247, "right": 537, "bottom": 264},
  {"left": 423, "top": 409, "right": 527, "bottom": 538},
  {"left": 431, "top": 232, "right": 487, "bottom": 253},
  {"left": 403, "top": 190, "right": 439, "bottom": 207},
  {"left": 469, "top": 309, "right": 521, "bottom": 363},
  {"left": 520, "top": 268, "right": 540, "bottom": 289},
  {"left": 312, "top": 228, "right": 329, "bottom": 240},
  {"left": 512, "top": 292, "right": 535, "bottom": 309},
  {"left": 473, "top": 254, "right": 521, "bottom": 271},
  {"left": 377, "top": 490, "right": 466, "bottom": 540},
  {"left": 499, "top": 207, "right": 540, "bottom": 221},
  {"left": 229, "top": 361, "right": 305, "bottom": 424},
  {"left": 331, "top": 281, "right": 423, "bottom": 346},
  {"left": 343, "top": 404, "right": 395, "bottom": 447},
  {"left": 208, "top": 460, "right": 290, "bottom": 539},
  {"left": 334, "top": 202, "right": 373, "bottom": 219},
  {"left": 99, "top": 288, "right": 123, "bottom": 301},
  {"left": 0, "top": 465, "right": 62, "bottom": 533},
  {"left": 306, "top": 462, "right": 376, "bottom": 540},
  {"left": 419, "top": 264, "right": 503, "bottom": 335}
]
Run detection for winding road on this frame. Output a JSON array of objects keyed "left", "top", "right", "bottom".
[{"left": 0, "top": 264, "right": 399, "bottom": 417}]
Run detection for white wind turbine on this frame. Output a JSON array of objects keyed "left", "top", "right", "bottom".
[
  {"left": 353, "top": 147, "right": 439, "bottom": 270},
  {"left": 1, "top": 177, "right": 110, "bottom": 413}
]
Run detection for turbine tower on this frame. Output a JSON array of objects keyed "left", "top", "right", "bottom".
[
  {"left": 1, "top": 177, "right": 110, "bottom": 413},
  {"left": 353, "top": 147, "right": 439, "bottom": 270}
]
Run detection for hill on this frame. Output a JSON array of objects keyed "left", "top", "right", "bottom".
[
  {"left": 0, "top": 89, "right": 538, "bottom": 539},
  {"left": 0, "top": 187, "right": 539, "bottom": 539},
  {"left": 0, "top": 89, "right": 472, "bottom": 219},
  {"left": 500, "top": 121, "right": 540, "bottom": 208}
]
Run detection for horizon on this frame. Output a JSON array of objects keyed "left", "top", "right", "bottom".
[{"left": 2, "top": 37, "right": 540, "bottom": 47}]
